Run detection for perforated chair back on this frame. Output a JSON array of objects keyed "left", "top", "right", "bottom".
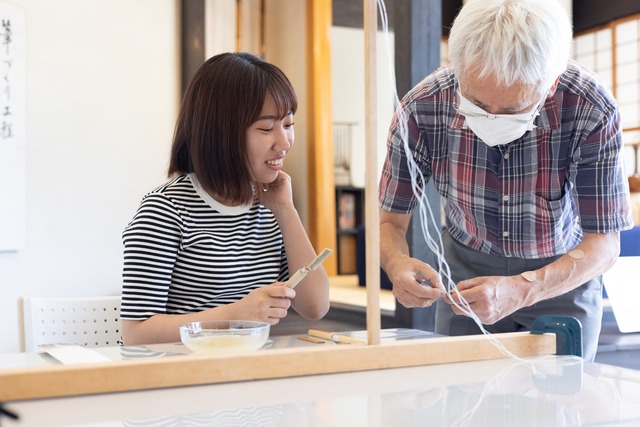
[{"left": 21, "top": 296, "right": 122, "bottom": 352}]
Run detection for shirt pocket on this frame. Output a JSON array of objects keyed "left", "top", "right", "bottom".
[{"left": 531, "top": 192, "right": 575, "bottom": 246}]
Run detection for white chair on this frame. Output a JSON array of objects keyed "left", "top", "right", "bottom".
[{"left": 20, "top": 296, "right": 122, "bottom": 352}]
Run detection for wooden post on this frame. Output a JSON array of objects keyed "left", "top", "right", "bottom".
[
  {"left": 180, "top": 0, "right": 205, "bottom": 96},
  {"left": 306, "top": 0, "right": 337, "bottom": 275},
  {"left": 364, "top": 0, "right": 381, "bottom": 345}
]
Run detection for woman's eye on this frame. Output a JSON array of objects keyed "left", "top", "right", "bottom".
[
  {"left": 258, "top": 128, "right": 273, "bottom": 132},
  {"left": 285, "top": 122, "right": 295, "bottom": 129}
]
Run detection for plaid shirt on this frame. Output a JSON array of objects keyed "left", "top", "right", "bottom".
[{"left": 379, "top": 61, "right": 634, "bottom": 258}]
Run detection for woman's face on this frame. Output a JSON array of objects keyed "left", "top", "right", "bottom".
[{"left": 246, "top": 95, "right": 294, "bottom": 184}]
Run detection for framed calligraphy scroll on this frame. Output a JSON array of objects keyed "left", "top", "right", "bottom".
[{"left": 0, "top": 2, "right": 25, "bottom": 252}]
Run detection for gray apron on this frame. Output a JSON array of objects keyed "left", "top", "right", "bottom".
[{"left": 434, "top": 231, "right": 603, "bottom": 361}]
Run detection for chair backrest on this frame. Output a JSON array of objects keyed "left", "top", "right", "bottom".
[
  {"left": 21, "top": 296, "right": 122, "bottom": 352},
  {"left": 602, "top": 226, "right": 640, "bottom": 298},
  {"left": 620, "top": 226, "right": 640, "bottom": 257}
]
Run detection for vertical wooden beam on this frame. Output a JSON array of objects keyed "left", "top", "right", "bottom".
[
  {"left": 306, "top": 0, "right": 337, "bottom": 275},
  {"left": 259, "top": 0, "right": 266, "bottom": 57},
  {"left": 610, "top": 21, "right": 617, "bottom": 99},
  {"left": 180, "top": 0, "right": 205, "bottom": 96},
  {"left": 364, "top": 0, "right": 381, "bottom": 345},
  {"left": 235, "top": 0, "right": 242, "bottom": 51}
]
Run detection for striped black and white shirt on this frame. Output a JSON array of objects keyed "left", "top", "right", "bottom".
[{"left": 121, "top": 174, "right": 288, "bottom": 320}]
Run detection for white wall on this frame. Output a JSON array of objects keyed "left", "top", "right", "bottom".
[
  {"left": 205, "top": 0, "right": 237, "bottom": 56},
  {"left": 331, "top": 27, "right": 395, "bottom": 187},
  {"left": 0, "top": 0, "right": 180, "bottom": 352}
]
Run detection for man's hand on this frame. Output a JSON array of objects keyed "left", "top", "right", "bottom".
[
  {"left": 389, "top": 258, "right": 446, "bottom": 308},
  {"left": 444, "top": 275, "right": 529, "bottom": 324}
]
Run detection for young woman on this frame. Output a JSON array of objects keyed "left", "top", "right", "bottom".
[{"left": 121, "top": 52, "right": 329, "bottom": 345}]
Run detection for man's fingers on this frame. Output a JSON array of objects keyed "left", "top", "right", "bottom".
[{"left": 394, "top": 283, "right": 443, "bottom": 308}]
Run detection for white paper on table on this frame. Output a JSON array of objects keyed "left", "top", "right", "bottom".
[
  {"left": 40, "top": 344, "right": 113, "bottom": 365},
  {"left": 602, "top": 256, "right": 640, "bottom": 333}
]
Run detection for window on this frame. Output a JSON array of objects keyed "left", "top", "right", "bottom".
[{"left": 573, "top": 15, "right": 640, "bottom": 174}]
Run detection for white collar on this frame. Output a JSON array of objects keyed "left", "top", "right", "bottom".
[{"left": 188, "top": 173, "right": 253, "bottom": 215}]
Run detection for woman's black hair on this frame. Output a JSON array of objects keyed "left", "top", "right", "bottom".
[{"left": 168, "top": 52, "right": 297, "bottom": 204}]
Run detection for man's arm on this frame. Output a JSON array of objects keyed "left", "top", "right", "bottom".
[
  {"left": 520, "top": 231, "right": 619, "bottom": 304},
  {"left": 449, "top": 232, "right": 620, "bottom": 324}
]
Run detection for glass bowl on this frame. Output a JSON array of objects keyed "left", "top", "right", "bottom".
[{"left": 179, "top": 320, "right": 270, "bottom": 355}]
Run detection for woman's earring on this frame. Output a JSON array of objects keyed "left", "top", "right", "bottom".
[{"left": 261, "top": 183, "right": 268, "bottom": 192}]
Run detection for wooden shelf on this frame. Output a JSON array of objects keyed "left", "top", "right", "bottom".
[{"left": 335, "top": 186, "right": 365, "bottom": 274}]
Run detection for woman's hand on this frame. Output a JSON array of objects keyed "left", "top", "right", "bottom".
[
  {"left": 256, "top": 171, "right": 294, "bottom": 215},
  {"left": 256, "top": 171, "right": 331, "bottom": 321},
  {"left": 231, "top": 282, "right": 296, "bottom": 325}
]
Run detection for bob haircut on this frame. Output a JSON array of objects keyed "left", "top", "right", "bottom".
[
  {"left": 169, "top": 52, "right": 298, "bottom": 205},
  {"left": 448, "top": 0, "right": 572, "bottom": 93}
]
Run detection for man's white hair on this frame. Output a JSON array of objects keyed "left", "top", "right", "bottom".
[{"left": 448, "top": 0, "right": 572, "bottom": 92}]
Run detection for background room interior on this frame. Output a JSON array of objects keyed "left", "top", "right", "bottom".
[{"left": 1, "top": 0, "right": 640, "bottom": 355}]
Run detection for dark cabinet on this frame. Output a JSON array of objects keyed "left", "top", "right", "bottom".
[{"left": 335, "top": 186, "right": 364, "bottom": 274}]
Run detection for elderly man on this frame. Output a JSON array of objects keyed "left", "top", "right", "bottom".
[{"left": 379, "top": 0, "right": 633, "bottom": 361}]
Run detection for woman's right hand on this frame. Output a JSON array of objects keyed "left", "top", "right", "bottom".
[
  {"left": 122, "top": 283, "right": 296, "bottom": 345},
  {"left": 231, "top": 283, "right": 296, "bottom": 325}
]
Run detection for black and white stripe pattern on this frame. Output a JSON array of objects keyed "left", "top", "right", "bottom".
[{"left": 121, "top": 174, "right": 288, "bottom": 320}]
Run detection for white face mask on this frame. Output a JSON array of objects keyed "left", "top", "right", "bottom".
[{"left": 457, "top": 92, "right": 545, "bottom": 147}]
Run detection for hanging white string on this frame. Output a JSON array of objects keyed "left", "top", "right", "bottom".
[{"left": 375, "top": 0, "right": 541, "bottom": 368}]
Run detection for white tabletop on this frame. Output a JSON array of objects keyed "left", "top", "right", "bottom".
[
  {"left": 0, "top": 328, "right": 437, "bottom": 368},
  {"left": 2, "top": 355, "right": 639, "bottom": 426},
  {"left": 2, "top": 330, "right": 640, "bottom": 426}
]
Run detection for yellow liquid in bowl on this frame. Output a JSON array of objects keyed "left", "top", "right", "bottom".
[{"left": 184, "top": 334, "right": 266, "bottom": 354}]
